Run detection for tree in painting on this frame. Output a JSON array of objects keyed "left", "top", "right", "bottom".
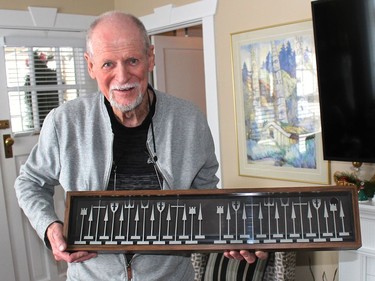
[{"left": 240, "top": 34, "right": 319, "bottom": 169}]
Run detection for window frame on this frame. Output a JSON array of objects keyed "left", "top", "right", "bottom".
[{"left": 3, "top": 39, "right": 97, "bottom": 134}]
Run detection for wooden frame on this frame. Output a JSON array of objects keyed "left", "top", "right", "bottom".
[
  {"left": 64, "top": 186, "right": 361, "bottom": 253},
  {"left": 231, "top": 20, "right": 330, "bottom": 184}
]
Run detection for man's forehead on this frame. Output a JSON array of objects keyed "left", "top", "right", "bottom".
[
  {"left": 93, "top": 37, "right": 143, "bottom": 54},
  {"left": 93, "top": 23, "right": 142, "bottom": 44}
]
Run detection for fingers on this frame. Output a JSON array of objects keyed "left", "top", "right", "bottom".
[
  {"left": 65, "top": 251, "right": 98, "bottom": 263},
  {"left": 223, "top": 250, "right": 268, "bottom": 264},
  {"left": 53, "top": 250, "right": 97, "bottom": 263},
  {"left": 47, "top": 222, "right": 67, "bottom": 253},
  {"left": 255, "top": 250, "right": 269, "bottom": 260},
  {"left": 46, "top": 222, "right": 97, "bottom": 263}
]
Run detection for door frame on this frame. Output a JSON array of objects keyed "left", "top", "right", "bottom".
[{"left": 140, "top": 0, "right": 222, "bottom": 185}]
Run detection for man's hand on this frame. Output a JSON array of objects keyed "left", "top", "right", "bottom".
[
  {"left": 224, "top": 250, "right": 268, "bottom": 264},
  {"left": 47, "top": 222, "right": 97, "bottom": 263}
]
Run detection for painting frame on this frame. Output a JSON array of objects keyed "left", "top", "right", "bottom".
[{"left": 231, "top": 20, "right": 330, "bottom": 184}]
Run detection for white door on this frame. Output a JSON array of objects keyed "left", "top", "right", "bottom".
[
  {"left": 0, "top": 44, "right": 97, "bottom": 280},
  {"left": 0, "top": 135, "right": 67, "bottom": 281},
  {"left": 0, "top": 34, "right": 96, "bottom": 281},
  {"left": 0, "top": 53, "right": 68, "bottom": 281},
  {"left": 0, "top": 9, "right": 96, "bottom": 281},
  {"left": 152, "top": 35, "right": 206, "bottom": 114}
]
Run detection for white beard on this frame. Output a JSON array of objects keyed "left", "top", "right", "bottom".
[{"left": 109, "top": 83, "right": 144, "bottom": 113}]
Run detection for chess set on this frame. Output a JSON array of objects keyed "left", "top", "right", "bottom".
[{"left": 63, "top": 185, "right": 361, "bottom": 253}]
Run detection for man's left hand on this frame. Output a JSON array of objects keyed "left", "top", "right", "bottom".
[{"left": 224, "top": 250, "right": 268, "bottom": 264}]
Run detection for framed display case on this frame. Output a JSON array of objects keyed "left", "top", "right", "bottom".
[{"left": 64, "top": 186, "right": 361, "bottom": 253}]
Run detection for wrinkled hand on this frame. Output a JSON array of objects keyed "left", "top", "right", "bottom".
[
  {"left": 47, "top": 222, "right": 97, "bottom": 263},
  {"left": 224, "top": 250, "right": 268, "bottom": 264}
]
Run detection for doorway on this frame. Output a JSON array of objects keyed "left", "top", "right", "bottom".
[{"left": 151, "top": 25, "right": 206, "bottom": 114}]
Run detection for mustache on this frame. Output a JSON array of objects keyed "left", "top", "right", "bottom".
[{"left": 109, "top": 82, "right": 140, "bottom": 92}]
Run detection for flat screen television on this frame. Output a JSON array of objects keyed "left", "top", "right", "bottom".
[{"left": 311, "top": 0, "right": 375, "bottom": 163}]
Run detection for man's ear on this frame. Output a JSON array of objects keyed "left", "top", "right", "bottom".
[{"left": 84, "top": 52, "right": 96, "bottom": 79}]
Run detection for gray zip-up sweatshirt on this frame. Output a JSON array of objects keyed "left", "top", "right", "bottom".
[{"left": 14, "top": 89, "right": 219, "bottom": 281}]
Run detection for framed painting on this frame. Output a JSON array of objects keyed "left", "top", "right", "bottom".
[{"left": 231, "top": 20, "right": 330, "bottom": 184}]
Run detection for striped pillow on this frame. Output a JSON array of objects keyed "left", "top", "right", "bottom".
[{"left": 203, "top": 253, "right": 268, "bottom": 281}]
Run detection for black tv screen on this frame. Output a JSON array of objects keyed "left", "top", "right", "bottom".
[{"left": 312, "top": 0, "right": 375, "bottom": 163}]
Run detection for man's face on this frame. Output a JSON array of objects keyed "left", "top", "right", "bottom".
[{"left": 85, "top": 22, "right": 154, "bottom": 113}]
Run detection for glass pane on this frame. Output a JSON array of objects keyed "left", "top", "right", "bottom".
[
  {"left": 8, "top": 91, "right": 33, "bottom": 133},
  {"left": 4, "top": 45, "right": 94, "bottom": 133}
]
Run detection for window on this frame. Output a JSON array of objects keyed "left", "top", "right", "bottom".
[{"left": 4, "top": 45, "right": 97, "bottom": 134}]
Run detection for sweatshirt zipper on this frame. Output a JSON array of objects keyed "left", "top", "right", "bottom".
[
  {"left": 127, "top": 263, "right": 132, "bottom": 281},
  {"left": 125, "top": 254, "right": 135, "bottom": 281}
]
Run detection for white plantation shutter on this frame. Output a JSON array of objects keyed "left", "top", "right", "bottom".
[{"left": 4, "top": 40, "right": 97, "bottom": 134}]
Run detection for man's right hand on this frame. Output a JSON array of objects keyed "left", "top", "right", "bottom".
[{"left": 47, "top": 222, "right": 97, "bottom": 263}]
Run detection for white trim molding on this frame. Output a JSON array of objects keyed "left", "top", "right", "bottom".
[
  {"left": 0, "top": 7, "right": 95, "bottom": 34},
  {"left": 141, "top": 0, "right": 217, "bottom": 34}
]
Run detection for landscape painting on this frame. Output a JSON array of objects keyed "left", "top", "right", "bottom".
[{"left": 231, "top": 21, "right": 329, "bottom": 184}]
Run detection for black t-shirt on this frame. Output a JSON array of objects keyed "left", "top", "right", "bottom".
[{"left": 105, "top": 95, "right": 162, "bottom": 191}]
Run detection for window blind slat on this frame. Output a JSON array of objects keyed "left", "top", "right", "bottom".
[{"left": 4, "top": 45, "right": 97, "bottom": 133}]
